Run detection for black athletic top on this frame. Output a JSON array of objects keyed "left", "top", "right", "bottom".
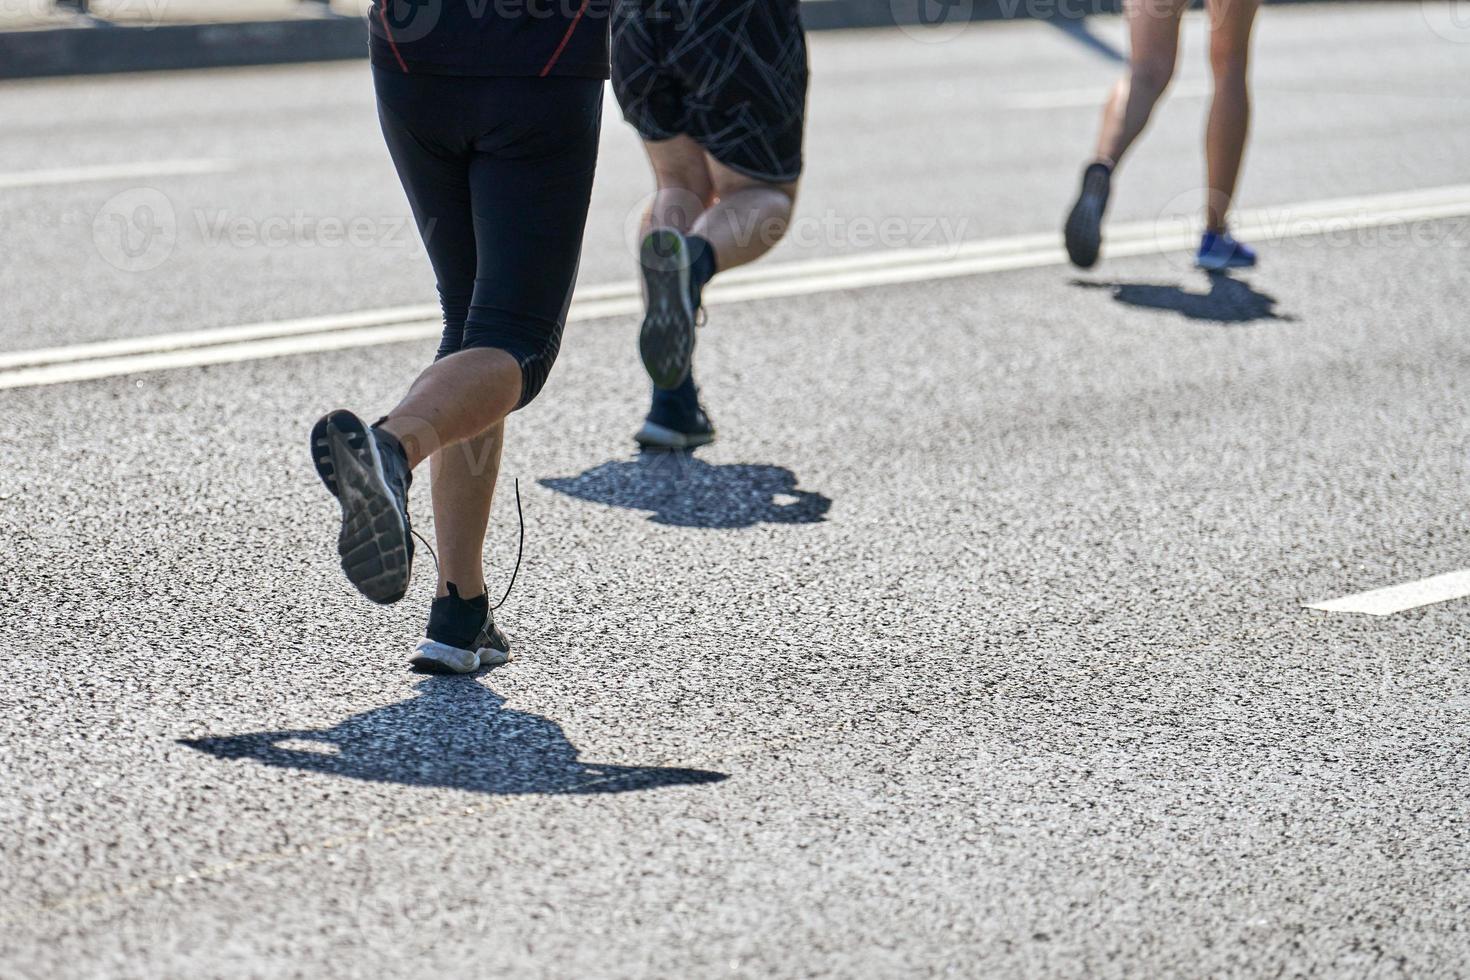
[{"left": 368, "top": 0, "right": 611, "bottom": 79}]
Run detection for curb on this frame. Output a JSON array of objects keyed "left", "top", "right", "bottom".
[
  {"left": 800, "top": 0, "right": 1121, "bottom": 31},
  {"left": 0, "top": 15, "right": 367, "bottom": 80},
  {"left": 0, "top": 0, "right": 1310, "bottom": 80}
]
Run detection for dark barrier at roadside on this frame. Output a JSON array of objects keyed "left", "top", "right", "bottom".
[{"left": 4, "top": 0, "right": 1345, "bottom": 80}]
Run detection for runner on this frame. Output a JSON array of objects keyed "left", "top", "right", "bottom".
[
  {"left": 1065, "top": 0, "right": 1261, "bottom": 271},
  {"left": 613, "top": 0, "right": 809, "bottom": 449},
  {"left": 309, "top": 0, "right": 608, "bottom": 673}
]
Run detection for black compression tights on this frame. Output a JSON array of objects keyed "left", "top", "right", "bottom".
[{"left": 374, "top": 68, "right": 603, "bottom": 408}]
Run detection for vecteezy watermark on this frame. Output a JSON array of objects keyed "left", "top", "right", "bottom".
[
  {"left": 357, "top": 0, "right": 624, "bottom": 43},
  {"left": 4, "top": 0, "right": 175, "bottom": 27},
  {"left": 193, "top": 209, "right": 429, "bottom": 250},
  {"left": 93, "top": 187, "right": 177, "bottom": 273},
  {"left": 1422, "top": 0, "right": 1470, "bottom": 43},
  {"left": 364, "top": 0, "right": 445, "bottom": 44},
  {"left": 781, "top": 210, "right": 971, "bottom": 253},
  {"left": 1284, "top": 214, "right": 1470, "bottom": 251},
  {"left": 90, "top": 189, "right": 430, "bottom": 271},
  {"left": 890, "top": 0, "right": 977, "bottom": 43},
  {"left": 621, "top": 190, "right": 971, "bottom": 261},
  {"left": 889, "top": 0, "right": 1129, "bottom": 44},
  {"left": 1149, "top": 184, "right": 1470, "bottom": 267}
]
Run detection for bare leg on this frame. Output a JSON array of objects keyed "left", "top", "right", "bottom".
[
  {"left": 693, "top": 156, "right": 798, "bottom": 273},
  {"left": 641, "top": 135, "right": 715, "bottom": 238},
  {"left": 429, "top": 421, "right": 504, "bottom": 598},
  {"left": 378, "top": 347, "right": 522, "bottom": 469},
  {"left": 1093, "top": 0, "right": 1190, "bottom": 167},
  {"left": 640, "top": 137, "right": 797, "bottom": 273},
  {"left": 1203, "top": 0, "right": 1260, "bottom": 231}
]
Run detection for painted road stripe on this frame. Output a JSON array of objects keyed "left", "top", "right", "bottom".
[
  {"left": 1304, "top": 570, "right": 1470, "bottom": 616},
  {"left": 0, "top": 282, "right": 637, "bottom": 371},
  {"left": 3, "top": 182, "right": 1470, "bottom": 390},
  {"left": 0, "top": 159, "right": 234, "bottom": 191}
]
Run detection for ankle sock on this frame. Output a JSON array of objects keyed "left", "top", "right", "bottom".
[
  {"left": 687, "top": 234, "right": 718, "bottom": 309},
  {"left": 369, "top": 420, "right": 411, "bottom": 474},
  {"left": 426, "top": 581, "right": 489, "bottom": 650}
]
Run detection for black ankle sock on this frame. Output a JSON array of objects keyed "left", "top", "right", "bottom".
[
  {"left": 670, "top": 371, "right": 698, "bottom": 400},
  {"left": 687, "top": 234, "right": 718, "bottom": 309},
  {"left": 427, "top": 581, "right": 489, "bottom": 650},
  {"left": 369, "top": 419, "right": 410, "bottom": 467}
]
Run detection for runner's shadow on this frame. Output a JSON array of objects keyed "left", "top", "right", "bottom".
[
  {"left": 180, "top": 675, "right": 725, "bottom": 796},
  {"left": 540, "top": 455, "right": 831, "bottom": 529},
  {"left": 1073, "top": 272, "right": 1292, "bottom": 325},
  {"left": 1047, "top": 14, "right": 1126, "bottom": 63}
]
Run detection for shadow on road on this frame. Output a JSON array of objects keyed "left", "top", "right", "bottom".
[
  {"left": 180, "top": 675, "right": 726, "bottom": 796},
  {"left": 540, "top": 454, "right": 831, "bottom": 529},
  {"left": 1047, "top": 16, "right": 1126, "bottom": 63},
  {"left": 1073, "top": 272, "right": 1291, "bottom": 324}
]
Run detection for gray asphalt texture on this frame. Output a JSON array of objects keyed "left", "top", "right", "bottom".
[{"left": 4, "top": 4, "right": 1470, "bottom": 978}]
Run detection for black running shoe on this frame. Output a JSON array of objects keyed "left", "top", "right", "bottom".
[
  {"left": 1064, "top": 162, "right": 1113, "bottom": 269},
  {"left": 409, "top": 585, "right": 511, "bottom": 674},
  {"left": 309, "top": 409, "right": 414, "bottom": 605},
  {"left": 638, "top": 228, "right": 696, "bottom": 390},
  {"left": 635, "top": 376, "right": 715, "bottom": 450}
]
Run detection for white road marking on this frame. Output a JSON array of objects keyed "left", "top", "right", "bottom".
[
  {"left": 3, "top": 182, "right": 1470, "bottom": 391},
  {"left": 1304, "top": 570, "right": 1470, "bottom": 616},
  {"left": 0, "top": 159, "right": 235, "bottom": 191},
  {"left": 1002, "top": 81, "right": 1212, "bottom": 110}
]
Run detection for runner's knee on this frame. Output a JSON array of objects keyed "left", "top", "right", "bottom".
[
  {"left": 1208, "top": 38, "right": 1250, "bottom": 81},
  {"left": 434, "top": 285, "right": 472, "bottom": 360},
  {"left": 1129, "top": 55, "right": 1177, "bottom": 94},
  {"left": 446, "top": 312, "right": 564, "bottom": 410},
  {"left": 649, "top": 141, "right": 715, "bottom": 204}
]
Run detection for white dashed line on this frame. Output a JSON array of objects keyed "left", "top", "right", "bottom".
[
  {"left": 0, "top": 159, "right": 235, "bottom": 190},
  {"left": 1304, "top": 570, "right": 1470, "bottom": 616}
]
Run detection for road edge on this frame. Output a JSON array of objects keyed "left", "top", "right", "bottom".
[
  {"left": 0, "top": 0, "right": 1129, "bottom": 80},
  {"left": 0, "top": 0, "right": 1339, "bottom": 80}
]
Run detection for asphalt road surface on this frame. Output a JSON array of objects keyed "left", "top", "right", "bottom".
[{"left": 3, "top": 4, "right": 1470, "bottom": 977}]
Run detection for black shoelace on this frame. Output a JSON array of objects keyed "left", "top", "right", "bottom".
[{"left": 410, "top": 477, "right": 524, "bottom": 611}]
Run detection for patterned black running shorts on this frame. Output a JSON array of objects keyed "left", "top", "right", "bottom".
[{"left": 612, "top": 0, "right": 809, "bottom": 183}]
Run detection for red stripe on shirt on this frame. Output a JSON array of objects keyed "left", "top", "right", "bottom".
[
  {"left": 378, "top": 7, "right": 409, "bottom": 73},
  {"left": 539, "top": 0, "right": 592, "bottom": 77}
]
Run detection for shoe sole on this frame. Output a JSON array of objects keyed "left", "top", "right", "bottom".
[
  {"left": 635, "top": 420, "right": 716, "bottom": 451},
  {"left": 1064, "top": 193, "right": 1104, "bottom": 269},
  {"left": 310, "top": 410, "right": 411, "bottom": 605},
  {"left": 1196, "top": 254, "right": 1257, "bottom": 271},
  {"left": 409, "top": 639, "right": 513, "bottom": 674},
  {"left": 638, "top": 230, "right": 696, "bottom": 390}
]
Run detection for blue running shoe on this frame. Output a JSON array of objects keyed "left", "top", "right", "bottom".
[
  {"left": 635, "top": 375, "right": 715, "bottom": 450},
  {"left": 1196, "top": 230, "right": 1258, "bottom": 271}
]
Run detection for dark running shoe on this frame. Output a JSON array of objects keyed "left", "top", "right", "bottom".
[
  {"left": 309, "top": 409, "right": 414, "bottom": 605},
  {"left": 638, "top": 228, "right": 696, "bottom": 390},
  {"left": 1064, "top": 161, "right": 1113, "bottom": 269},
  {"left": 410, "top": 584, "right": 512, "bottom": 674},
  {"left": 635, "top": 376, "right": 715, "bottom": 450},
  {"left": 1196, "top": 230, "right": 1258, "bottom": 271}
]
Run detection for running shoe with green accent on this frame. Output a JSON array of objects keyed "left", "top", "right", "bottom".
[{"left": 638, "top": 228, "right": 697, "bottom": 390}]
